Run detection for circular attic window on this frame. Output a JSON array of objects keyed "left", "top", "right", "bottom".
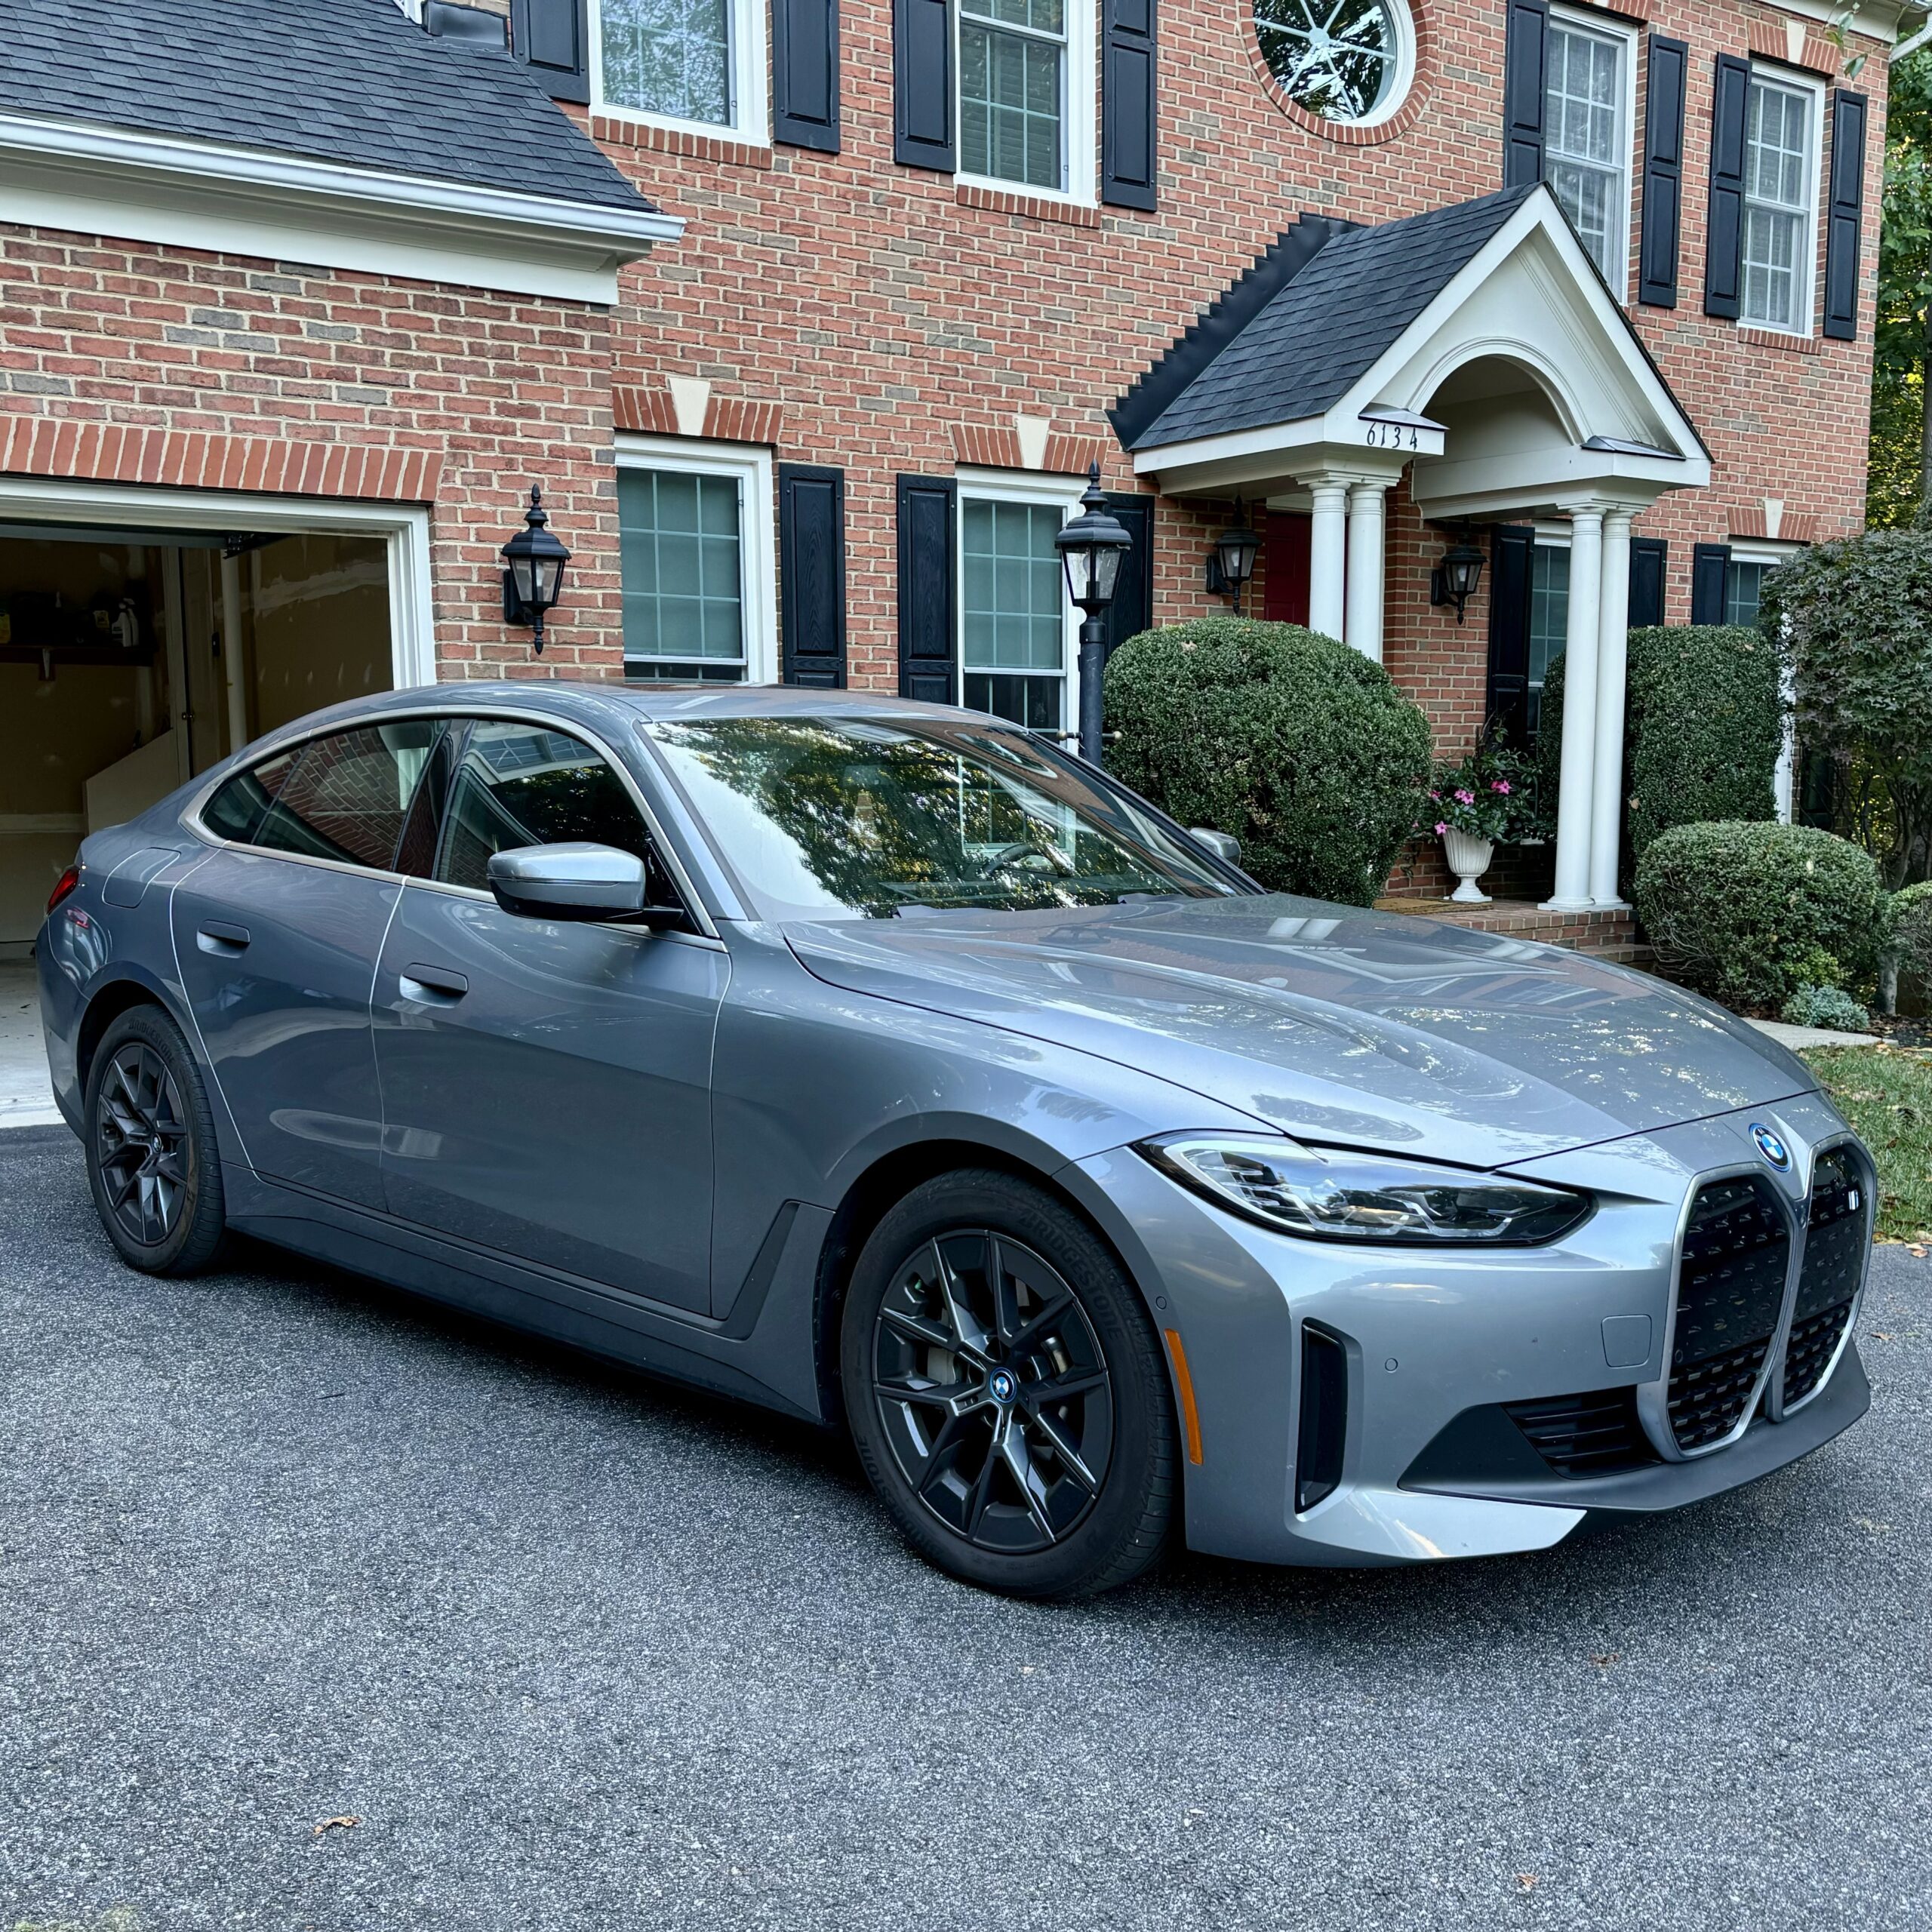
[{"left": 1254, "top": 0, "right": 1416, "bottom": 126}]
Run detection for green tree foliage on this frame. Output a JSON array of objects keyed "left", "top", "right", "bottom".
[
  {"left": 1761, "top": 528, "right": 1932, "bottom": 884},
  {"left": 1869, "top": 53, "right": 1932, "bottom": 525},
  {"left": 1103, "top": 617, "right": 1433, "bottom": 905},
  {"left": 1537, "top": 626, "right": 1783, "bottom": 887}
]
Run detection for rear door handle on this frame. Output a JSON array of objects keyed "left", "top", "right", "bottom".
[
  {"left": 399, "top": 964, "right": 469, "bottom": 1001},
  {"left": 196, "top": 922, "right": 251, "bottom": 955}
]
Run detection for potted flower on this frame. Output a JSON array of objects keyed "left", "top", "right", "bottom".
[{"left": 1423, "top": 749, "right": 1520, "bottom": 903}]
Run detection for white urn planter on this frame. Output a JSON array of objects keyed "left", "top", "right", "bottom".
[{"left": 1441, "top": 827, "right": 1495, "bottom": 904}]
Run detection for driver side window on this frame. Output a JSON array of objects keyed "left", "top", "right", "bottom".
[{"left": 435, "top": 720, "right": 675, "bottom": 903}]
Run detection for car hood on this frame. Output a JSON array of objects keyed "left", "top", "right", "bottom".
[{"left": 783, "top": 895, "right": 1817, "bottom": 1168}]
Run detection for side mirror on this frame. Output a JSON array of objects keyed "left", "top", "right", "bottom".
[
  {"left": 1189, "top": 826, "right": 1241, "bottom": 867},
  {"left": 487, "top": 842, "right": 650, "bottom": 922}
]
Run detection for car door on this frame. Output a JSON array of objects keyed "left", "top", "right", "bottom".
[
  {"left": 172, "top": 718, "right": 446, "bottom": 1210},
  {"left": 371, "top": 715, "right": 727, "bottom": 1314}
]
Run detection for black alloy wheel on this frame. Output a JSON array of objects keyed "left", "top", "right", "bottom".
[
  {"left": 842, "top": 1170, "right": 1176, "bottom": 1600},
  {"left": 872, "top": 1229, "right": 1113, "bottom": 1554}
]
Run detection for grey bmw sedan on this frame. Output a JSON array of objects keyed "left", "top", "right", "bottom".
[{"left": 38, "top": 683, "right": 1873, "bottom": 1598}]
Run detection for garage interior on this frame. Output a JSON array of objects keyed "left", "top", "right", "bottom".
[{"left": 0, "top": 520, "right": 397, "bottom": 955}]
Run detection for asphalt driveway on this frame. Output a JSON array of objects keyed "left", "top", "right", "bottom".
[{"left": 3, "top": 1122, "right": 1930, "bottom": 1932}]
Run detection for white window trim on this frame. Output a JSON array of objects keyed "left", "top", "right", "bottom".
[
  {"left": 955, "top": 466, "right": 1085, "bottom": 737},
  {"left": 587, "top": 0, "right": 771, "bottom": 149},
  {"left": 1738, "top": 64, "right": 1825, "bottom": 339},
  {"left": 954, "top": 0, "right": 1097, "bottom": 207},
  {"left": 1546, "top": 5, "right": 1638, "bottom": 303},
  {"left": 614, "top": 433, "right": 778, "bottom": 685}
]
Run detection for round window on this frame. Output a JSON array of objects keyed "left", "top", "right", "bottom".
[{"left": 1254, "top": 0, "right": 1414, "bottom": 125}]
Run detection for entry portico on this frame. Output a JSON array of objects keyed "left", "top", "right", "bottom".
[{"left": 1116, "top": 183, "right": 1712, "bottom": 914}]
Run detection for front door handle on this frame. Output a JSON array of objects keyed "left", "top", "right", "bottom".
[
  {"left": 196, "top": 922, "right": 251, "bottom": 956},
  {"left": 399, "top": 964, "right": 469, "bottom": 1001}
]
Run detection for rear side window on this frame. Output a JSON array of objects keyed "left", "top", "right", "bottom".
[
  {"left": 437, "top": 721, "right": 659, "bottom": 893},
  {"left": 205, "top": 723, "right": 443, "bottom": 871}
]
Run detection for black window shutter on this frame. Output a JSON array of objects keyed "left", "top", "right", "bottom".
[
  {"left": 1102, "top": 0, "right": 1157, "bottom": 211},
  {"left": 1823, "top": 90, "right": 1868, "bottom": 341},
  {"left": 510, "top": 0, "right": 590, "bottom": 103},
  {"left": 1628, "top": 537, "right": 1668, "bottom": 628},
  {"left": 1487, "top": 525, "right": 1537, "bottom": 745},
  {"left": 779, "top": 466, "right": 848, "bottom": 687},
  {"left": 1690, "top": 542, "right": 1730, "bottom": 623},
  {"left": 1100, "top": 495, "right": 1154, "bottom": 657},
  {"left": 1639, "top": 35, "right": 1687, "bottom": 307},
  {"left": 774, "top": 0, "right": 841, "bottom": 152},
  {"left": 897, "top": 475, "right": 957, "bottom": 700},
  {"left": 1704, "top": 54, "right": 1751, "bottom": 318},
  {"left": 1503, "top": 0, "right": 1549, "bottom": 189},
  {"left": 894, "top": 0, "right": 955, "bottom": 171}
]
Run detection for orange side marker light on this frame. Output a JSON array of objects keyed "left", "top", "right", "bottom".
[{"left": 1162, "top": 1328, "right": 1204, "bottom": 1466}]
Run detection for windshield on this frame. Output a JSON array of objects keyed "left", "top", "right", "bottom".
[{"left": 641, "top": 715, "right": 1247, "bottom": 921}]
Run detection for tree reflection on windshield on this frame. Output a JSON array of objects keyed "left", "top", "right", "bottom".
[{"left": 646, "top": 716, "right": 1241, "bottom": 921}]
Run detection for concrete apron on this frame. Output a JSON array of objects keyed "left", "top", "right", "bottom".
[{"left": 1, "top": 968, "right": 61, "bottom": 1130}]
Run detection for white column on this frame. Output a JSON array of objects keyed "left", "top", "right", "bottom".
[
  {"left": 1542, "top": 506, "right": 1605, "bottom": 912},
  {"left": 1586, "top": 509, "right": 1634, "bottom": 908},
  {"left": 1308, "top": 481, "right": 1349, "bottom": 642},
  {"left": 1344, "top": 480, "right": 1388, "bottom": 663}
]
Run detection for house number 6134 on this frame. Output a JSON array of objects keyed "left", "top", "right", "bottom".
[{"left": 1362, "top": 422, "right": 1420, "bottom": 450}]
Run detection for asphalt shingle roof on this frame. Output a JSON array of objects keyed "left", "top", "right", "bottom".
[
  {"left": 0, "top": 0, "right": 652, "bottom": 217},
  {"left": 1132, "top": 185, "right": 1539, "bottom": 450}
]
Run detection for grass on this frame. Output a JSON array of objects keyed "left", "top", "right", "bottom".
[{"left": 1801, "top": 1044, "right": 1932, "bottom": 1244}]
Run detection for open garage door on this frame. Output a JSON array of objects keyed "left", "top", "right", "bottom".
[{"left": 0, "top": 491, "right": 431, "bottom": 953}]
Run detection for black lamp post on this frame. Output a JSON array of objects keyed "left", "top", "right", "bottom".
[
  {"left": 1429, "top": 530, "right": 1485, "bottom": 624},
  {"left": 501, "top": 485, "right": 572, "bottom": 654},
  {"left": 1054, "top": 463, "right": 1134, "bottom": 767},
  {"left": 1205, "top": 499, "right": 1260, "bottom": 613}
]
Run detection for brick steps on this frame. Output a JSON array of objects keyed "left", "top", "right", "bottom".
[{"left": 1374, "top": 897, "right": 1652, "bottom": 965}]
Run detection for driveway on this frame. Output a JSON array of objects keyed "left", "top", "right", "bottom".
[{"left": 2, "top": 1122, "right": 1929, "bottom": 1932}]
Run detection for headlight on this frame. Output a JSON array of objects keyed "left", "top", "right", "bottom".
[{"left": 1139, "top": 1134, "right": 1592, "bottom": 1246}]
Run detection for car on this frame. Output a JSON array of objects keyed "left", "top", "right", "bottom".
[{"left": 38, "top": 682, "right": 1874, "bottom": 1598}]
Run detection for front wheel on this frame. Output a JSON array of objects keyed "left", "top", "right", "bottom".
[
  {"left": 84, "top": 1005, "right": 227, "bottom": 1275},
  {"left": 841, "top": 1170, "right": 1177, "bottom": 1599}
]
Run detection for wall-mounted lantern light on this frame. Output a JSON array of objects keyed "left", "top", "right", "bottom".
[
  {"left": 1053, "top": 463, "right": 1135, "bottom": 767},
  {"left": 1204, "top": 500, "right": 1260, "bottom": 614},
  {"left": 501, "top": 485, "right": 571, "bottom": 655},
  {"left": 1429, "top": 530, "right": 1485, "bottom": 624}
]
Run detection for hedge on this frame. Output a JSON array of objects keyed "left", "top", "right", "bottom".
[
  {"left": 1103, "top": 617, "right": 1433, "bottom": 905},
  {"left": 1631, "top": 821, "right": 1887, "bottom": 1010},
  {"left": 1538, "top": 626, "right": 1783, "bottom": 882}
]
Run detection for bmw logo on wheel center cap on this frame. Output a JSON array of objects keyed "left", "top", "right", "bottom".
[
  {"left": 987, "top": 1368, "right": 1017, "bottom": 1404},
  {"left": 1751, "top": 1123, "right": 1792, "bottom": 1171}
]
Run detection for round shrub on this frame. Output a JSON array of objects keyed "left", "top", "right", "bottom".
[
  {"left": 1894, "top": 880, "right": 1932, "bottom": 983},
  {"left": 1104, "top": 617, "right": 1432, "bottom": 905},
  {"left": 1780, "top": 984, "right": 1872, "bottom": 1032},
  {"left": 1632, "top": 821, "right": 1887, "bottom": 1011},
  {"left": 1539, "top": 626, "right": 1783, "bottom": 882}
]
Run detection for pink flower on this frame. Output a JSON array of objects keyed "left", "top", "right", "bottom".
[
  {"left": 1493, "top": 780, "right": 1512, "bottom": 794},
  {"left": 1434, "top": 821, "right": 1449, "bottom": 835},
  {"left": 1454, "top": 789, "right": 1476, "bottom": 805}
]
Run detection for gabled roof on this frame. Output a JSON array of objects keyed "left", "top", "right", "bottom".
[
  {"left": 1122, "top": 186, "right": 1539, "bottom": 452},
  {"left": 0, "top": 0, "right": 651, "bottom": 217}
]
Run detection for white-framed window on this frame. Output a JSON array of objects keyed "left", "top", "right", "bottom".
[
  {"left": 956, "top": 0, "right": 1097, "bottom": 202},
  {"left": 1544, "top": 8, "right": 1635, "bottom": 294},
  {"left": 1252, "top": 0, "right": 1417, "bottom": 129},
  {"left": 1526, "top": 534, "right": 1571, "bottom": 738},
  {"left": 616, "top": 435, "right": 777, "bottom": 684},
  {"left": 955, "top": 469, "right": 1082, "bottom": 734},
  {"left": 1741, "top": 68, "right": 1822, "bottom": 335},
  {"left": 589, "top": 0, "right": 769, "bottom": 145}
]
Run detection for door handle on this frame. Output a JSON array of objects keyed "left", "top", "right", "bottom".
[
  {"left": 399, "top": 964, "right": 469, "bottom": 1001},
  {"left": 196, "top": 922, "right": 251, "bottom": 956}
]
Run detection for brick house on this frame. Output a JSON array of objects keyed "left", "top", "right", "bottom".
[{"left": 0, "top": 0, "right": 1913, "bottom": 947}]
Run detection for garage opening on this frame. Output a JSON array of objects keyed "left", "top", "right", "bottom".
[{"left": 0, "top": 518, "right": 399, "bottom": 955}]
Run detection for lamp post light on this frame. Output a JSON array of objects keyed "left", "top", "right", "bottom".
[
  {"left": 1053, "top": 463, "right": 1134, "bottom": 767},
  {"left": 501, "top": 485, "right": 572, "bottom": 654},
  {"left": 1429, "top": 530, "right": 1485, "bottom": 624},
  {"left": 1205, "top": 499, "right": 1260, "bottom": 613}
]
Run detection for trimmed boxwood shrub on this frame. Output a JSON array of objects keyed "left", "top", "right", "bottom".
[
  {"left": 1895, "top": 880, "right": 1932, "bottom": 982},
  {"left": 1632, "top": 821, "right": 1887, "bottom": 1010},
  {"left": 1538, "top": 626, "right": 1783, "bottom": 879},
  {"left": 1781, "top": 985, "right": 1872, "bottom": 1032},
  {"left": 1104, "top": 617, "right": 1432, "bottom": 905}
]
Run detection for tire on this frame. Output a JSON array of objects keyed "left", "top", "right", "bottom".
[
  {"left": 84, "top": 1004, "right": 228, "bottom": 1276},
  {"left": 841, "top": 1169, "right": 1176, "bottom": 1600}
]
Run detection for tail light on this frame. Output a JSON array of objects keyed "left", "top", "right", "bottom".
[{"left": 47, "top": 865, "right": 81, "bottom": 915}]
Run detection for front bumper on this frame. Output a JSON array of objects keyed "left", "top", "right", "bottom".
[{"left": 1063, "top": 1090, "right": 1872, "bottom": 1567}]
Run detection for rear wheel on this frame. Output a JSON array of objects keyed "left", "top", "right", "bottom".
[
  {"left": 841, "top": 1170, "right": 1176, "bottom": 1599},
  {"left": 84, "top": 1006, "right": 227, "bottom": 1275}
]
